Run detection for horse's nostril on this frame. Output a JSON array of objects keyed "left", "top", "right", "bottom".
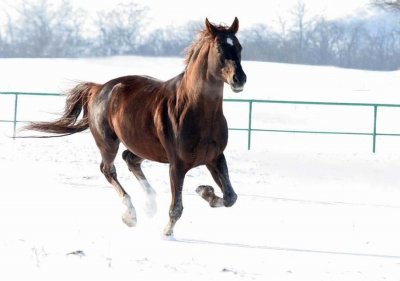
[{"left": 233, "top": 75, "right": 239, "bottom": 84}]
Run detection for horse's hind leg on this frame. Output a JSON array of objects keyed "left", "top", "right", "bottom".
[
  {"left": 122, "top": 150, "right": 157, "bottom": 217},
  {"left": 196, "top": 154, "right": 237, "bottom": 208},
  {"left": 99, "top": 143, "right": 137, "bottom": 227}
]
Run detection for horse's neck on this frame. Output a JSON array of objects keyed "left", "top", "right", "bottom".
[{"left": 178, "top": 63, "right": 224, "bottom": 111}]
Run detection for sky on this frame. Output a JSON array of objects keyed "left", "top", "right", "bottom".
[
  {"left": 74, "top": 0, "right": 373, "bottom": 29},
  {"left": 0, "top": 0, "right": 374, "bottom": 31},
  {"left": 132, "top": 0, "right": 370, "bottom": 23}
]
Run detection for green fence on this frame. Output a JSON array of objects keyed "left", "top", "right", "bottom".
[
  {"left": 224, "top": 99, "right": 400, "bottom": 152},
  {"left": 2, "top": 92, "right": 400, "bottom": 153},
  {"left": 0, "top": 92, "right": 61, "bottom": 139}
]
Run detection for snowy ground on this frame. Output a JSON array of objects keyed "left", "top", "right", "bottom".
[{"left": 1, "top": 57, "right": 400, "bottom": 280}]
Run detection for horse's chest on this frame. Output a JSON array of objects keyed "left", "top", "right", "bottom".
[
  {"left": 178, "top": 120, "right": 228, "bottom": 165},
  {"left": 181, "top": 137, "right": 220, "bottom": 165}
]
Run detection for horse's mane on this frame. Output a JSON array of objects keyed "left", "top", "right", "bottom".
[{"left": 184, "top": 23, "right": 230, "bottom": 67}]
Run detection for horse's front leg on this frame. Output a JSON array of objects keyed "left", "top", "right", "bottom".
[
  {"left": 196, "top": 154, "right": 238, "bottom": 208},
  {"left": 163, "top": 162, "right": 187, "bottom": 236}
]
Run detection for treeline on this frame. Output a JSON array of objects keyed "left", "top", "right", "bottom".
[
  {"left": 0, "top": 0, "right": 399, "bottom": 70},
  {"left": 242, "top": 6, "right": 400, "bottom": 70}
]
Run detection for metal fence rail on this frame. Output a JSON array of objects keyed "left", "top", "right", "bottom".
[
  {"left": 2, "top": 92, "right": 400, "bottom": 152},
  {"left": 0, "top": 92, "right": 61, "bottom": 138},
  {"left": 224, "top": 99, "right": 400, "bottom": 152}
]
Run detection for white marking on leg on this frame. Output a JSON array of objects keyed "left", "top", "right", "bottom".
[
  {"left": 163, "top": 222, "right": 175, "bottom": 237},
  {"left": 138, "top": 179, "right": 152, "bottom": 191},
  {"left": 212, "top": 198, "right": 224, "bottom": 207},
  {"left": 138, "top": 179, "right": 157, "bottom": 217},
  {"left": 122, "top": 195, "right": 137, "bottom": 227},
  {"left": 196, "top": 185, "right": 224, "bottom": 207},
  {"left": 196, "top": 185, "right": 208, "bottom": 197}
]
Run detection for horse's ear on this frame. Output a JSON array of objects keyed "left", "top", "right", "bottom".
[
  {"left": 205, "top": 18, "right": 218, "bottom": 37},
  {"left": 229, "top": 17, "right": 239, "bottom": 34}
]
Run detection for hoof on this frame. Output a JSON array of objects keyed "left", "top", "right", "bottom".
[
  {"left": 223, "top": 193, "right": 238, "bottom": 207},
  {"left": 122, "top": 208, "right": 137, "bottom": 227},
  {"left": 163, "top": 222, "right": 174, "bottom": 236},
  {"left": 161, "top": 233, "right": 176, "bottom": 241},
  {"left": 121, "top": 195, "right": 137, "bottom": 226}
]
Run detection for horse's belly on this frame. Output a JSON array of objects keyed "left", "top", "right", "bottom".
[
  {"left": 124, "top": 140, "right": 169, "bottom": 163},
  {"left": 116, "top": 128, "right": 169, "bottom": 163}
]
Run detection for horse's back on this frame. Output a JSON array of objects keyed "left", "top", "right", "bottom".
[
  {"left": 100, "top": 75, "right": 163, "bottom": 97},
  {"left": 90, "top": 75, "right": 171, "bottom": 163}
]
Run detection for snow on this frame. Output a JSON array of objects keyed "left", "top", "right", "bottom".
[{"left": 1, "top": 56, "right": 400, "bottom": 280}]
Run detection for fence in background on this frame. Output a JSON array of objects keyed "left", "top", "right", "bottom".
[{"left": 1, "top": 92, "right": 400, "bottom": 153}]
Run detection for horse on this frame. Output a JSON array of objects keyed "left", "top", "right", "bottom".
[{"left": 26, "top": 17, "right": 247, "bottom": 236}]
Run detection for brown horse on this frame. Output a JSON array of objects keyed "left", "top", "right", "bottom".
[{"left": 26, "top": 18, "right": 247, "bottom": 236}]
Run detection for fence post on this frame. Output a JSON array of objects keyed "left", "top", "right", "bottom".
[
  {"left": 13, "top": 93, "right": 18, "bottom": 138},
  {"left": 373, "top": 105, "right": 378, "bottom": 153},
  {"left": 247, "top": 100, "right": 253, "bottom": 150}
]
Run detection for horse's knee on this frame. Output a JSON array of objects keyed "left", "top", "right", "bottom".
[
  {"left": 100, "top": 163, "right": 117, "bottom": 180},
  {"left": 100, "top": 163, "right": 113, "bottom": 174}
]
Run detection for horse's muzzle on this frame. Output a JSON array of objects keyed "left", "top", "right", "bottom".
[
  {"left": 231, "top": 68, "right": 246, "bottom": 93},
  {"left": 231, "top": 85, "right": 245, "bottom": 93}
]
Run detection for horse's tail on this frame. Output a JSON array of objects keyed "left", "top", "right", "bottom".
[{"left": 25, "top": 82, "right": 101, "bottom": 136}]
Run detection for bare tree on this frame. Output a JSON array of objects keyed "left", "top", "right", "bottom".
[
  {"left": 307, "top": 18, "right": 337, "bottom": 65},
  {"left": 374, "top": 0, "right": 400, "bottom": 10},
  {"left": 93, "top": 2, "right": 147, "bottom": 56},
  {"left": 275, "top": 15, "right": 292, "bottom": 62},
  {"left": 0, "top": 0, "right": 399, "bottom": 70},
  {"left": 290, "top": 0, "right": 309, "bottom": 63},
  {"left": 5, "top": 0, "right": 87, "bottom": 57},
  {"left": 241, "top": 25, "right": 276, "bottom": 61},
  {"left": 139, "top": 21, "right": 202, "bottom": 56}
]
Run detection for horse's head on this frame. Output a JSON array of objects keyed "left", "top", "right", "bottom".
[{"left": 205, "top": 17, "right": 247, "bottom": 93}]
